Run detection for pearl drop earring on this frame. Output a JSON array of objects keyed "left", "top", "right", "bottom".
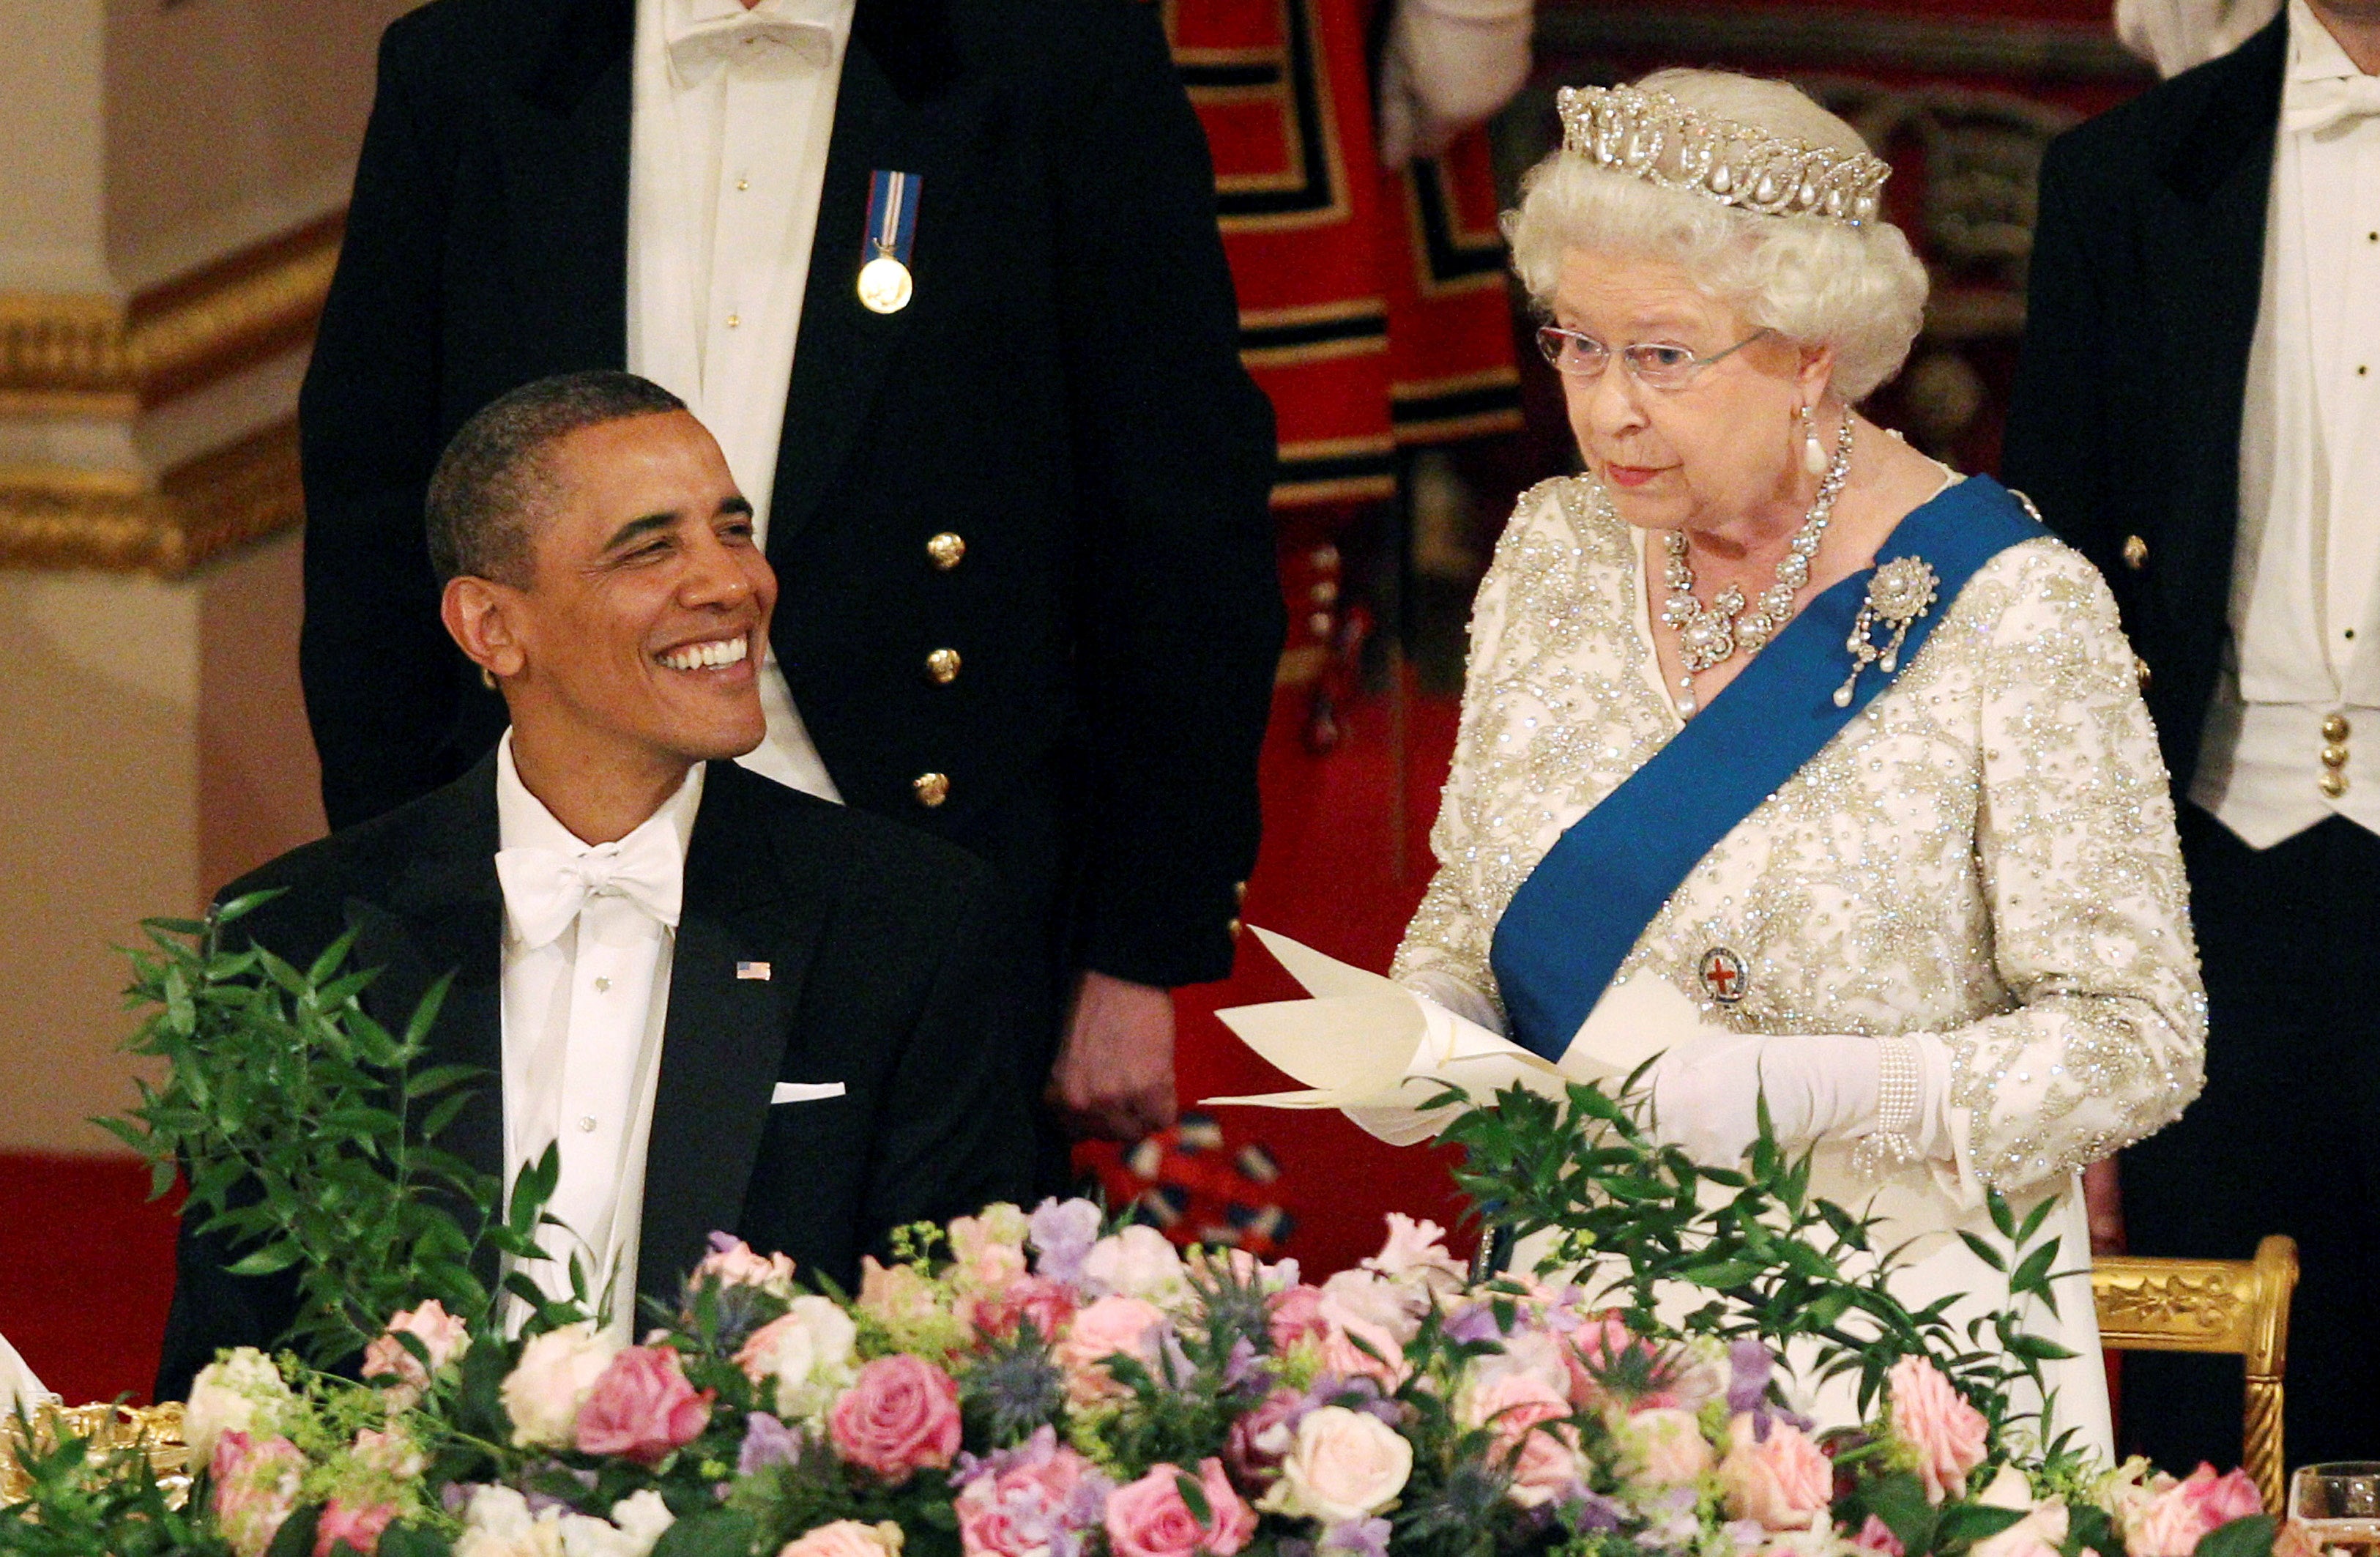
[{"left": 1799, "top": 404, "right": 1829, "bottom": 477}]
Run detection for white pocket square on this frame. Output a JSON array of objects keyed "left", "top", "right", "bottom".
[{"left": 770, "top": 1081, "right": 847, "bottom": 1104}]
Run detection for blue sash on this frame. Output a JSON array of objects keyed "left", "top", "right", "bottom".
[{"left": 1487, "top": 475, "right": 2047, "bottom": 1061}]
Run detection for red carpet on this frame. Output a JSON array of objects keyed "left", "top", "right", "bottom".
[{"left": 0, "top": 1153, "right": 182, "bottom": 1405}]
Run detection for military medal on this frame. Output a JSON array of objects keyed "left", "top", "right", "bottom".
[{"left": 858, "top": 169, "right": 921, "bottom": 314}]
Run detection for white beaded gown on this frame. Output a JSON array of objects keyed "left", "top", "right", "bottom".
[{"left": 1391, "top": 475, "right": 2209, "bottom": 1453}]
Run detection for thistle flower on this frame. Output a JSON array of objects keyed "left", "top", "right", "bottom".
[{"left": 964, "top": 1331, "right": 1069, "bottom": 1443}]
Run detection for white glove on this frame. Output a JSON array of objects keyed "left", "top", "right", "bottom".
[
  {"left": 1645, "top": 1030, "right": 1951, "bottom": 1169},
  {"left": 1375, "top": 0, "right": 1533, "bottom": 166}
]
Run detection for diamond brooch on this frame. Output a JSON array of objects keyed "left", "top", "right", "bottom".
[{"left": 1832, "top": 556, "right": 1939, "bottom": 709}]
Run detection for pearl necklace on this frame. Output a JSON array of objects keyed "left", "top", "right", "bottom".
[{"left": 1659, "top": 412, "right": 1856, "bottom": 716}]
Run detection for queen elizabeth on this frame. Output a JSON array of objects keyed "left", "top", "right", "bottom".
[{"left": 1383, "top": 71, "right": 2206, "bottom": 1447}]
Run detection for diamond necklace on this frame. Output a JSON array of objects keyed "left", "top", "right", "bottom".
[{"left": 1659, "top": 410, "right": 1856, "bottom": 716}]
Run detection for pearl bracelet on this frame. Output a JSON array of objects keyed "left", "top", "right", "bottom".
[{"left": 1851, "top": 1035, "right": 1922, "bottom": 1180}]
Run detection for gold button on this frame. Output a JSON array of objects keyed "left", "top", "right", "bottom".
[
  {"left": 2321, "top": 770, "right": 2349, "bottom": 798},
  {"left": 1308, "top": 612, "right": 1333, "bottom": 639},
  {"left": 736, "top": 177, "right": 750, "bottom": 191},
  {"left": 2325, "top": 713, "right": 2351, "bottom": 742},
  {"left": 1309, "top": 579, "right": 1339, "bottom": 606},
  {"left": 2122, "top": 534, "right": 2148, "bottom": 572},
  {"left": 2133, "top": 655, "right": 2152, "bottom": 692},
  {"left": 1227, "top": 917, "right": 1243, "bottom": 940},
  {"left": 913, "top": 772, "right": 950, "bottom": 808},
  {"left": 926, "top": 647, "right": 962, "bottom": 685},
  {"left": 926, "top": 532, "right": 966, "bottom": 571},
  {"left": 1233, "top": 880, "right": 1248, "bottom": 905},
  {"left": 726, "top": 313, "right": 741, "bottom": 329},
  {"left": 2323, "top": 744, "right": 2350, "bottom": 769}
]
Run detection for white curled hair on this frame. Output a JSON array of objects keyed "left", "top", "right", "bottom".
[{"left": 1506, "top": 69, "right": 1929, "bottom": 401}]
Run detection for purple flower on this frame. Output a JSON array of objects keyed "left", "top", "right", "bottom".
[
  {"left": 1320, "top": 1518, "right": 1393, "bottom": 1557},
  {"left": 738, "top": 1411, "right": 803, "bottom": 1476},
  {"left": 1029, "top": 1198, "right": 1102, "bottom": 1289},
  {"left": 1220, "top": 1335, "right": 1265, "bottom": 1393},
  {"left": 1302, "top": 1372, "right": 1402, "bottom": 1427},
  {"left": 1443, "top": 1303, "right": 1504, "bottom": 1345},
  {"left": 1566, "top": 1491, "right": 1624, "bottom": 1533},
  {"left": 441, "top": 1484, "right": 477, "bottom": 1517},
  {"left": 1726, "top": 1340, "right": 1772, "bottom": 1416}
]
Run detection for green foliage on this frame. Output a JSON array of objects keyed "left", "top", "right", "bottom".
[
  {"left": 0, "top": 1412, "right": 231, "bottom": 1557},
  {"left": 1437, "top": 1077, "right": 2072, "bottom": 1441},
  {"left": 101, "top": 893, "right": 570, "bottom": 1366}
]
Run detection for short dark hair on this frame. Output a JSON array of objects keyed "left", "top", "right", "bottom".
[{"left": 425, "top": 371, "right": 688, "bottom": 586}]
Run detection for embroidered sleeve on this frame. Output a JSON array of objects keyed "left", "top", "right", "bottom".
[{"left": 1946, "top": 543, "right": 2208, "bottom": 1193}]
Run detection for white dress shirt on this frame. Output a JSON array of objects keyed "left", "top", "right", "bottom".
[
  {"left": 495, "top": 733, "right": 704, "bottom": 1337},
  {"left": 2192, "top": 0, "right": 2380, "bottom": 847},
  {"left": 628, "top": 0, "right": 854, "bottom": 801}
]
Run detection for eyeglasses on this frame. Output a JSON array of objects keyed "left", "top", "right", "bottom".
[{"left": 1534, "top": 325, "right": 1774, "bottom": 392}]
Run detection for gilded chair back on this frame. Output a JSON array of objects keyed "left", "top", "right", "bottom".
[{"left": 2091, "top": 1234, "right": 2299, "bottom": 1513}]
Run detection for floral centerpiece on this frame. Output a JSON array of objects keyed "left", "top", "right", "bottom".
[{"left": 0, "top": 910, "right": 2294, "bottom": 1557}]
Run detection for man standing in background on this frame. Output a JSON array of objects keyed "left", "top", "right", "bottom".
[
  {"left": 296, "top": 0, "right": 1283, "bottom": 1176},
  {"left": 2005, "top": 0, "right": 2380, "bottom": 1471}
]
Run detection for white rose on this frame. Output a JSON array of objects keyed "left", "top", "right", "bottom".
[
  {"left": 607, "top": 1491, "right": 677, "bottom": 1556},
  {"left": 456, "top": 1487, "right": 566, "bottom": 1557},
  {"left": 1320, "top": 1269, "right": 1424, "bottom": 1345},
  {"left": 736, "top": 1296, "right": 859, "bottom": 1421},
  {"left": 1972, "top": 1467, "right": 2071, "bottom": 1557},
  {"left": 1081, "top": 1225, "right": 1189, "bottom": 1304},
  {"left": 182, "top": 1348, "right": 293, "bottom": 1463},
  {"left": 1257, "top": 1405, "right": 1413, "bottom": 1523},
  {"left": 500, "top": 1322, "right": 622, "bottom": 1449}
]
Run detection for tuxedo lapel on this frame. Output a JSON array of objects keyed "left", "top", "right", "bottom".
[
  {"left": 765, "top": 17, "right": 975, "bottom": 556},
  {"left": 494, "top": 0, "right": 635, "bottom": 374},
  {"left": 2145, "top": 16, "right": 2286, "bottom": 615},
  {"left": 349, "top": 759, "right": 510, "bottom": 1286},
  {"left": 636, "top": 764, "right": 828, "bottom": 1301}
]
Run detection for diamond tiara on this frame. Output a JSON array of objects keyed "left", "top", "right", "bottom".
[{"left": 1556, "top": 84, "right": 1891, "bottom": 226}]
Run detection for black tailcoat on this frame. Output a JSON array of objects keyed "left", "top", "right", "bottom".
[
  {"left": 2002, "top": 17, "right": 2285, "bottom": 790},
  {"left": 2004, "top": 16, "right": 2380, "bottom": 1470},
  {"left": 155, "top": 756, "right": 1032, "bottom": 1401},
  {"left": 295, "top": 0, "right": 1283, "bottom": 1014}
]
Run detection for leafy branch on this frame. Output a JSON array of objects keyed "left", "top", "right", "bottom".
[
  {"left": 1437, "top": 1078, "right": 2074, "bottom": 1441},
  {"left": 102, "top": 893, "right": 569, "bottom": 1367}
]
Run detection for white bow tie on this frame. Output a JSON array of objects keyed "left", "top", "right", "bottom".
[
  {"left": 496, "top": 831, "right": 685, "bottom": 950},
  {"left": 2285, "top": 73, "right": 2380, "bottom": 135},
  {"left": 666, "top": 7, "right": 835, "bottom": 83}
]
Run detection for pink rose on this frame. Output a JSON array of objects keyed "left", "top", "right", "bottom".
[
  {"left": 209, "top": 1432, "right": 306, "bottom": 1557},
  {"left": 966, "top": 1277, "right": 1078, "bottom": 1345},
  {"left": 859, "top": 1257, "right": 942, "bottom": 1329},
  {"left": 1717, "top": 1413, "right": 1831, "bottom": 1531},
  {"left": 829, "top": 1355, "right": 963, "bottom": 1482},
  {"left": 2178, "top": 1465, "right": 2264, "bottom": 1527},
  {"left": 1361, "top": 1214, "right": 1466, "bottom": 1296},
  {"left": 1852, "top": 1515, "right": 1907, "bottom": 1557},
  {"left": 314, "top": 1500, "right": 399, "bottom": 1557},
  {"left": 573, "top": 1345, "right": 715, "bottom": 1466},
  {"left": 1223, "top": 1389, "right": 1304, "bottom": 1492},
  {"left": 1506, "top": 1428, "right": 1585, "bottom": 1509},
  {"left": 360, "top": 1299, "right": 470, "bottom": 1406},
  {"left": 1107, "top": 1460, "right": 1255, "bottom": 1557},
  {"left": 1458, "top": 1372, "right": 1569, "bottom": 1451},
  {"left": 1054, "top": 1295, "right": 1167, "bottom": 1406},
  {"left": 696, "top": 1234, "right": 800, "bottom": 1297},
  {"left": 1621, "top": 1407, "right": 1714, "bottom": 1487},
  {"left": 1886, "top": 1356, "right": 1987, "bottom": 1504},
  {"left": 2127, "top": 1467, "right": 2260, "bottom": 1557},
  {"left": 1560, "top": 1312, "right": 1643, "bottom": 1408},
  {"left": 1268, "top": 1285, "right": 1330, "bottom": 1350},
  {"left": 956, "top": 1431, "right": 1104, "bottom": 1557},
  {"left": 779, "top": 1520, "right": 906, "bottom": 1557}
]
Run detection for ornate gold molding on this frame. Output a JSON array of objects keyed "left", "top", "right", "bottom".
[
  {"left": 0, "top": 215, "right": 342, "bottom": 410},
  {"left": 0, "top": 419, "right": 303, "bottom": 575}
]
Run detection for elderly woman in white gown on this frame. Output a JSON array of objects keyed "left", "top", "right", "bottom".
[{"left": 1388, "top": 71, "right": 2206, "bottom": 1451}]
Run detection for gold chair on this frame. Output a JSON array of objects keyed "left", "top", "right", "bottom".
[{"left": 2092, "top": 1235, "right": 2299, "bottom": 1512}]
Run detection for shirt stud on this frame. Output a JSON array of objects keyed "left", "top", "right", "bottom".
[
  {"left": 577, "top": 1115, "right": 598, "bottom": 1133},
  {"left": 594, "top": 976, "right": 611, "bottom": 993}
]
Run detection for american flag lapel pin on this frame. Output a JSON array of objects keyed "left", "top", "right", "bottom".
[{"left": 736, "top": 961, "right": 772, "bottom": 981}]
